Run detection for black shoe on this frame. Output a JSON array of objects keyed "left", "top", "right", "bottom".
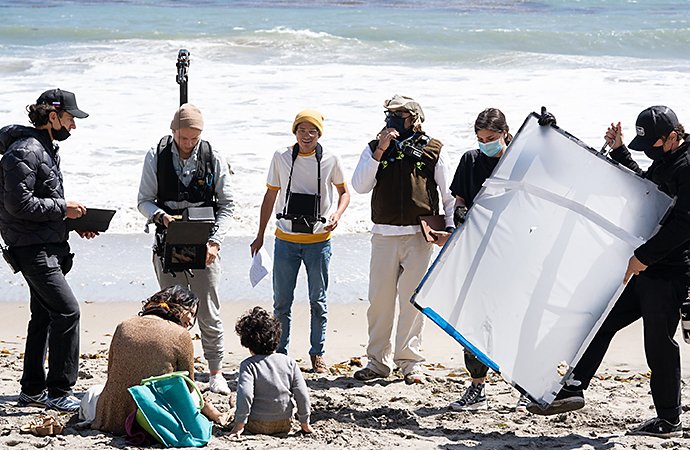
[
  {"left": 449, "top": 383, "right": 487, "bottom": 411},
  {"left": 46, "top": 394, "right": 81, "bottom": 412},
  {"left": 17, "top": 390, "right": 49, "bottom": 407},
  {"left": 628, "top": 417, "right": 682, "bottom": 439},
  {"left": 353, "top": 367, "right": 386, "bottom": 381},
  {"left": 527, "top": 388, "right": 584, "bottom": 416}
]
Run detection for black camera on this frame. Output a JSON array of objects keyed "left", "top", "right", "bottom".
[
  {"left": 276, "top": 192, "right": 326, "bottom": 234},
  {"left": 393, "top": 134, "right": 430, "bottom": 162}
]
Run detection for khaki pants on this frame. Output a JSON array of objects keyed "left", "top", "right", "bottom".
[
  {"left": 365, "top": 233, "right": 433, "bottom": 376},
  {"left": 245, "top": 418, "right": 292, "bottom": 435}
]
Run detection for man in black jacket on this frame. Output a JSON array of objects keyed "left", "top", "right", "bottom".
[
  {"left": 528, "top": 106, "right": 689, "bottom": 439},
  {"left": 0, "top": 89, "right": 94, "bottom": 412}
]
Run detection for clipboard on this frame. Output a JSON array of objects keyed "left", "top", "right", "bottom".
[
  {"left": 418, "top": 214, "right": 446, "bottom": 242},
  {"left": 66, "top": 208, "right": 116, "bottom": 232}
]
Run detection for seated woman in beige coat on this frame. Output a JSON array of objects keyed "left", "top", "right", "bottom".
[{"left": 89, "top": 286, "right": 223, "bottom": 435}]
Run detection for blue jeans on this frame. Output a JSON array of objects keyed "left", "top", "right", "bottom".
[{"left": 273, "top": 238, "right": 331, "bottom": 356}]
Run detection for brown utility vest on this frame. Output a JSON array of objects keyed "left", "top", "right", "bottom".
[{"left": 370, "top": 135, "right": 443, "bottom": 225}]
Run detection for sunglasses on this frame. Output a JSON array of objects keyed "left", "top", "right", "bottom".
[{"left": 385, "top": 110, "right": 409, "bottom": 118}]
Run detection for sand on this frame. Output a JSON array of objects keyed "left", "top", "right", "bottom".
[{"left": 1, "top": 298, "right": 690, "bottom": 449}]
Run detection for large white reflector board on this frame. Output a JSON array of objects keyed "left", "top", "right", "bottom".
[{"left": 412, "top": 113, "right": 673, "bottom": 405}]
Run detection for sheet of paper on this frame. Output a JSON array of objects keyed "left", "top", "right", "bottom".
[{"left": 249, "top": 247, "right": 272, "bottom": 288}]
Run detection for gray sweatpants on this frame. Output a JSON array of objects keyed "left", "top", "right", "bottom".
[{"left": 153, "top": 254, "right": 225, "bottom": 372}]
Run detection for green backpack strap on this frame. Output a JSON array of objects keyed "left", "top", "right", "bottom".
[{"left": 140, "top": 371, "right": 204, "bottom": 409}]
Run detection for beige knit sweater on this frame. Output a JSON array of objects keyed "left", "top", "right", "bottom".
[{"left": 91, "top": 315, "right": 194, "bottom": 435}]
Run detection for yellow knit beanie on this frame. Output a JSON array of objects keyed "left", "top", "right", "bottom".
[{"left": 292, "top": 109, "right": 324, "bottom": 136}]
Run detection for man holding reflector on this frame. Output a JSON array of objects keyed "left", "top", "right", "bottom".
[{"left": 529, "top": 106, "right": 690, "bottom": 439}]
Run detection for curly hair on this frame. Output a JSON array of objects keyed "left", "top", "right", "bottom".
[
  {"left": 26, "top": 103, "right": 58, "bottom": 127},
  {"left": 235, "top": 306, "right": 282, "bottom": 355},
  {"left": 672, "top": 124, "right": 686, "bottom": 139},
  {"left": 139, "top": 285, "right": 199, "bottom": 326}
]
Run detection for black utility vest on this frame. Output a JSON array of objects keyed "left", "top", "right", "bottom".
[
  {"left": 370, "top": 136, "right": 443, "bottom": 226},
  {"left": 155, "top": 135, "right": 217, "bottom": 216}
]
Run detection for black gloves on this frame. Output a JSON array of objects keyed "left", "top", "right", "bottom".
[
  {"left": 538, "top": 106, "right": 557, "bottom": 127},
  {"left": 453, "top": 205, "right": 468, "bottom": 226}
]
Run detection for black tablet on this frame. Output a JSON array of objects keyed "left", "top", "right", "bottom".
[{"left": 66, "top": 208, "right": 116, "bottom": 232}]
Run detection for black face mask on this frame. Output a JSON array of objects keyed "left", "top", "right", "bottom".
[
  {"left": 52, "top": 126, "right": 71, "bottom": 142},
  {"left": 50, "top": 116, "right": 71, "bottom": 141},
  {"left": 644, "top": 144, "right": 666, "bottom": 161},
  {"left": 385, "top": 114, "right": 413, "bottom": 139}
]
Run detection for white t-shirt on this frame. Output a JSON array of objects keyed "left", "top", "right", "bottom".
[{"left": 267, "top": 146, "right": 346, "bottom": 243}]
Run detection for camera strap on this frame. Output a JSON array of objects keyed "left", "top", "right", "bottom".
[{"left": 280, "top": 143, "right": 323, "bottom": 220}]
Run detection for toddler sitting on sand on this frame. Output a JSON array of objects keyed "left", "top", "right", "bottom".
[{"left": 230, "top": 307, "right": 314, "bottom": 437}]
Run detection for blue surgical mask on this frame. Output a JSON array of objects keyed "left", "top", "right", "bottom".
[{"left": 478, "top": 138, "right": 503, "bottom": 157}]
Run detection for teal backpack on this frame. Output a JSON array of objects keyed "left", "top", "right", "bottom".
[{"left": 128, "top": 371, "right": 212, "bottom": 448}]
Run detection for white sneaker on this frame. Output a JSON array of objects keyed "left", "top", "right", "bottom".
[
  {"left": 404, "top": 367, "right": 425, "bottom": 385},
  {"left": 514, "top": 394, "right": 530, "bottom": 412},
  {"left": 209, "top": 373, "right": 231, "bottom": 395}
]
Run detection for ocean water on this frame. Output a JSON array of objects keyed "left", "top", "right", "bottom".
[{"left": 0, "top": 1, "right": 689, "bottom": 302}]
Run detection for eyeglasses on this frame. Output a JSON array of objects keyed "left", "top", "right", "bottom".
[{"left": 296, "top": 128, "right": 319, "bottom": 136}]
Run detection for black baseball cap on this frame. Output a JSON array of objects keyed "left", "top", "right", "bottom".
[
  {"left": 36, "top": 88, "right": 89, "bottom": 119},
  {"left": 628, "top": 105, "right": 678, "bottom": 151}
]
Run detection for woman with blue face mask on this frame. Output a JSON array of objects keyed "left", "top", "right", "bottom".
[
  {"left": 449, "top": 108, "right": 511, "bottom": 228},
  {"left": 447, "top": 108, "right": 526, "bottom": 412}
]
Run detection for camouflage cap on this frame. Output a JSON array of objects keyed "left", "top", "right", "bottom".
[{"left": 383, "top": 94, "right": 425, "bottom": 132}]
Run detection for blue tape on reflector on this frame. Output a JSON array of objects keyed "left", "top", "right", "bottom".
[{"left": 421, "top": 306, "right": 500, "bottom": 373}]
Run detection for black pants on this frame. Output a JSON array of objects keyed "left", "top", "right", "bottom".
[
  {"left": 12, "top": 242, "right": 79, "bottom": 398},
  {"left": 573, "top": 273, "right": 686, "bottom": 421},
  {"left": 464, "top": 350, "right": 489, "bottom": 379}
]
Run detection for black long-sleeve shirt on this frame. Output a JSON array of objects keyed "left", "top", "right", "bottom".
[{"left": 609, "top": 135, "right": 690, "bottom": 279}]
